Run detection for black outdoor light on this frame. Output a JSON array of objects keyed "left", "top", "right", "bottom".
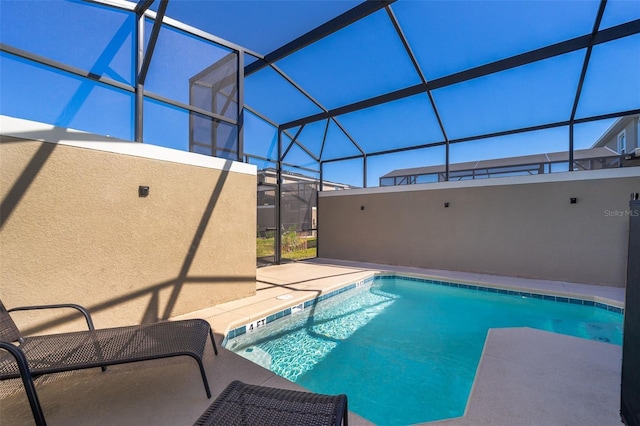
[
  {"left": 139, "top": 186, "right": 150, "bottom": 197},
  {"left": 360, "top": 205, "right": 365, "bottom": 211},
  {"left": 444, "top": 202, "right": 450, "bottom": 208},
  {"left": 570, "top": 197, "right": 577, "bottom": 204}
]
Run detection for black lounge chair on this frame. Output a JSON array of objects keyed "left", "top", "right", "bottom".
[
  {"left": 0, "top": 300, "right": 218, "bottom": 426},
  {"left": 194, "top": 380, "right": 348, "bottom": 426}
]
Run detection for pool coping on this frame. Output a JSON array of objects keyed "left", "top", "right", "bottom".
[
  {"left": 222, "top": 270, "right": 624, "bottom": 347},
  {"left": 169, "top": 260, "right": 625, "bottom": 426}
]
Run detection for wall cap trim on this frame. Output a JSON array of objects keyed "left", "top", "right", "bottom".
[
  {"left": 321, "top": 166, "right": 640, "bottom": 197},
  {"left": 0, "top": 115, "right": 256, "bottom": 176}
]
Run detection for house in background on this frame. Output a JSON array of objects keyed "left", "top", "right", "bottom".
[
  {"left": 257, "top": 168, "right": 351, "bottom": 237},
  {"left": 379, "top": 147, "right": 623, "bottom": 186},
  {"left": 591, "top": 113, "right": 640, "bottom": 158},
  {"left": 380, "top": 114, "right": 640, "bottom": 187}
]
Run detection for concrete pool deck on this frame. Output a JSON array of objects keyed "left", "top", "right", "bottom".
[
  {"left": 432, "top": 327, "right": 622, "bottom": 426},
  {"left": 0, "top": 259, "right": 625, "bottom": 425}
]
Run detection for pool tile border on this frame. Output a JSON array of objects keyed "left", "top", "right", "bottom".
[
  {"left": 223, "top": 274, "right": 623, "bottom": 345},
  {"left": 381, "top": 274, "right": 623, "bottom": 314},
  {"left": 223, "top": 277, "right": 374, "bottom": 344}
]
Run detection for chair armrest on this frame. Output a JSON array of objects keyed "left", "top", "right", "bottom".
[
  {"left": 8, "top": 303, "right": 96, "bottom": 331},
  {"left": 0, "top": 342, "right": 46, "bottom": 425}
]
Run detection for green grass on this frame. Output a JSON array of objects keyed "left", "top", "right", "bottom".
[
  {"left": 257, "top": 237, "right": 275, "bottom": 257},
  {"left": 282, "top": 247, "right": 317, "bottom": 260},
  {"left": 257, "top": 237, "right": 317, "bottom": 260}
]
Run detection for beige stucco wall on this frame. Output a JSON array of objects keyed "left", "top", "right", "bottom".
[
  {"left": 319, "top": 169, "right": 640, "bottom": 287},
  {"left": 1, "top": 123, "right": 256, "bottom": 335}
]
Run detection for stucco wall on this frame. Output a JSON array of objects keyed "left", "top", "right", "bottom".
[
  {"left": 1, "top": 121, "right": 256, "bottom": 335},
  {"left": 319, "top": 169, "right": 640, "bottom": 287}
]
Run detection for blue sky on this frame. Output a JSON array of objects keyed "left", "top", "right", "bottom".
[{"left": 1, "top": 0, "right": 639, "bottom": 187}]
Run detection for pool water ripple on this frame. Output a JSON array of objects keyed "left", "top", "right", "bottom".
[{"left": 226, "top": 277, "right": 623, "bottom": 425}]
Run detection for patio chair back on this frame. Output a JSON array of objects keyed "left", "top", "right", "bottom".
[{"left": 0, "top": 300, "right": 22, "bottom": 343}]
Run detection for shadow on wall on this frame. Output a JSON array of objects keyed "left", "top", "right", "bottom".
[
  {"left": 1, "top": 11, "right": 256, "bottom": 335},
  {"left": 2, "top": 155, "right": 251, "bottom": 335},
  {"left": 13, "top": 275, "right": 254, "bottom": 337},
  {"left": 1, "top": 16, "right": 134, "bottom": 229}
]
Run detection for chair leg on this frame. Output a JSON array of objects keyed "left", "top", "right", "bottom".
[
  {"left": 343, "top": 397, "right": 348, "bottom": 426},
  {"left": 209, "top": 328, "right": 218, "bottom": 355},
  {"left": 0, "top": 342, "right": 47, "bottom": 426},
  {"left": 192, "top": 356, "right": 212, "bottom": 398}
]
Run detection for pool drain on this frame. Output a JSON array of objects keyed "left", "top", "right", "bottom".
[{"left": 276, "top": 294, "right": 293, "bottom": 300}]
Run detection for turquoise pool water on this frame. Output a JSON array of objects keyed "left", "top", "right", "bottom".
[{"left": 225, "top": 277, "right": 623, "bottom": 425}]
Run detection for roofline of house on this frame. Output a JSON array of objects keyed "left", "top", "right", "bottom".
[{"left": 591, "top": 113, "right": 639, "bottom": 148}]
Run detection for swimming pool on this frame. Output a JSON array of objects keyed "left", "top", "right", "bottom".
[{"left": 224, "top": 275, "right": 623, "bottom": 425}]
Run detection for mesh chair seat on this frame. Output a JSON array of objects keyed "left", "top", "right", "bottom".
[
  {"left": 1, "top": 300, "right": 218, "bottom": 426},
  {"left": 194, "top": 380, "right": 348, "bottom": 426},
  {"left": 0, "top": 319, "right": 213, "bottom": 379}
]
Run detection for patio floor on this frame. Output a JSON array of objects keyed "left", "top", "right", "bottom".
[{"left": 0, "top": 259, "right": 624, "bottom": 425}]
